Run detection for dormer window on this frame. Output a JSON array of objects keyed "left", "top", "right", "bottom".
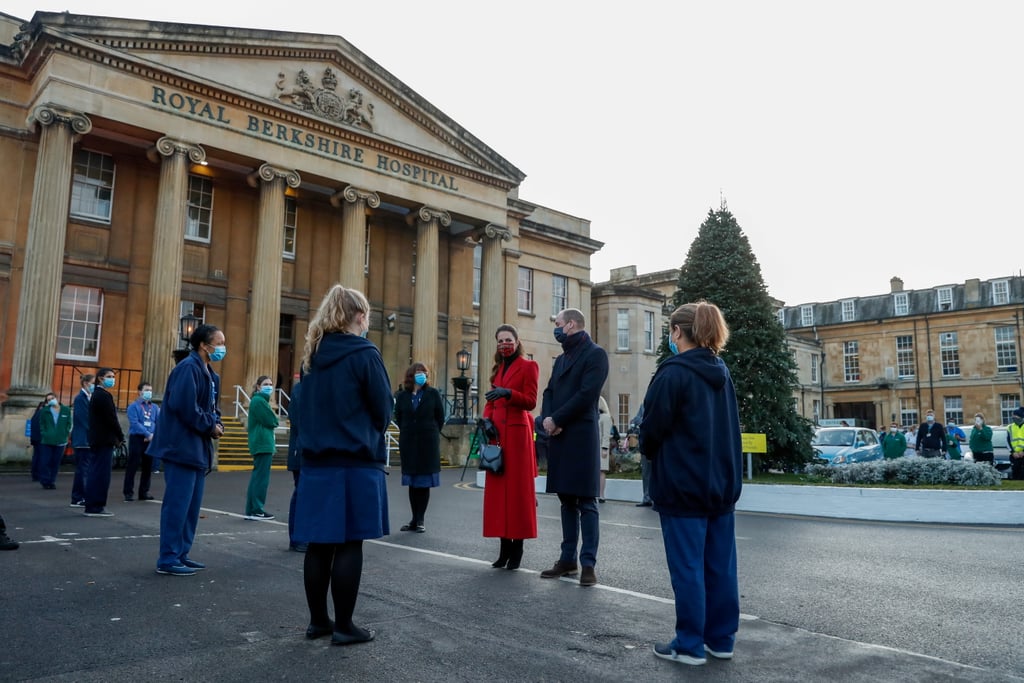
[{"left": 841, "top": 299, "right": 855, "bottom": 322}]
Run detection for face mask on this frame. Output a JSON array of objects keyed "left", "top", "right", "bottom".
[
  {"left": 209, "top": 345, "right": 227, "bottom": 362},
  {"left": 926, "top": 415, "right": 934, "bottom": 423},
  {"left": 668, "top": 337, "right": 679, "bottom": 355},
  {"left": 260, "top": 385, "right": 273, "bottom": 396},
  {"left": 359, "top": 329, "right": 368, "bottom": 339},
  {"left": 85, "top": 384, "right": 94, "bottom": 394},
  {"left": 142, "top": 390, "right": 153, "bottom": 401},
  {"left": 497, "top": 342, "right": 516, "bottom": 357},
  {"left": 48, "top": 398, "right": 58, "bottom": 407},
  {"left": 103, "top": 377, "right": 115, "bottom": 389},
  {"left": 889, "top": 427, "right": 897, "bottom": 433},
  {"left": 414, "top": 372, "right": 427, "bottom": 386},
  {"left": 553, "top": 326, "right": 567, "bottom": 344},
  {"left": 975, "top": 417, "right": 983, "bottom": 426}
]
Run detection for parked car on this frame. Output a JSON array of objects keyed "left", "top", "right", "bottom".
[
  {"left": 962, "top": 426, "right": 1012, "bottom": 478},
  {"left": 811, "top": 427, "right": 884, "bottom": 465}
]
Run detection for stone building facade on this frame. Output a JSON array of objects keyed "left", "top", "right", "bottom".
[{"left": 0, "top": 12, "right": 601, "bottom": 459}]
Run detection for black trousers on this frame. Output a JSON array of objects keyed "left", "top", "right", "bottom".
[
  {"left": 1012, "top": 455, "right": 1024, "bottom": 480},
  {"left": 123, "top": 434, "right": 153, "bottom": 497}
]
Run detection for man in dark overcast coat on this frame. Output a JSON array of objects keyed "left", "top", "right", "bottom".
[{"left": 539, "top": 308, "right": 609, "bottom": 586}]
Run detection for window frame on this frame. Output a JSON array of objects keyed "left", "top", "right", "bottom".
[
  {"left": 936, "top": 286, "right": 953, "bottom": 311},
  {"left": 893, "top": 292, "right": 909, "bottom": 316},
  {"left": 995, "top": 326, "right": 1018, "bottom": 374},
  {"left": 185, "top": 174, "right": 214, "bottom": 243},
  {"left": 472, "top": 244, "right": 481, "bottom": 307},
  {"left": 841, "top": 299, "right": 855, "bottom": 322},
  {"left": 69, "top": 149, "right": 116, "bottom": 223},
  {"left": 939, "top": 331, "right": 960, "bottom": 377},
  {"left": 643, "top": 310, "right": 655, "bottom": 352},
  {"left": 56, "top": 285, "right": 104, "bottom": 361},
  {"left": 800, "top": 305, "right": 814, "bottom": 327},
  {"left": 992, "top": 279, "right": 1009, "bottom": 305},
  {"left": 943, "top": 396, "right": 963, "bottom": 427},
  {"left": 896, "top": 335, "right": 915, "bottom": 378},
  {"left": 516, "top": 266, "right": 533, "bottom": 314},
  {"left": 843, "top": 340, "right": 860, "bottom": 383},
  {"left": 282, "top": 196, "right": 297, "bottom": 259},
  {"left": 616, "top": 309, "right": 630, "bottom": 351},
  {"left": 551, "top": 274, "right": 568, "bottom": 317}
]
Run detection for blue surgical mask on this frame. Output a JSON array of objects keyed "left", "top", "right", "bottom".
[
  {"left": 103, "top": 377, "right": 115, "bottom": 389},
  {"left": 553, "top": 326, "right": 567, "bottom": 344},
  {"left": 360, "top": 329, "right": 368, "bottom": 338},
  {"left": 85, "top": 385, "right": 94, "bottom": 394},
  {"left": 668, "top": 336, "right": 679, "bottom": 355},
  {"left": 209, "top": 345, "right": 227, "bottom": 362},
  {"left": 141, "top": 390, "right": 153, "bottom": 401},
  {"left": 48, "top": 398, "right": 58, "bottom": 407},
  {"left": 414, "top": 372, "right": 427, "bottom": 386},
  {"left": 926, "top": 415, "right": 934, "bottom": 423},
  {"left": 260, "top": 385, "right": 273, "bottom": 396}
]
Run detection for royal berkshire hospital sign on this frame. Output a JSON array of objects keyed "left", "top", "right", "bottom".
[{"left": 150, "top": 86, "right": 462, "bottom": 193}]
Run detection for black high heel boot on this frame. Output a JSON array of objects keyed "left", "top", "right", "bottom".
[
  {"left": 491, "top": 538, "right": 511, "bottom": 568},
  {"left": 505, "top": 539, "right": 523, "bottom": 570}
]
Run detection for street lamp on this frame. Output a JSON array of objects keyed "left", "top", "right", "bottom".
[
  {"left": 179, "top": 313, "right": 200, "bottom": 343},
  {"left": 451, "top": 347, "right": 471, "bottom": 423}
]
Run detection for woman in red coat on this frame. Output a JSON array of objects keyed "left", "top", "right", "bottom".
[{"left": 482, "top": 324, "right": 539, "bottom": 570}]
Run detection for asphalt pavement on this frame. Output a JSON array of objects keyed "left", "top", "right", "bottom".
[{"left": 1, "top": 467, "right": 1020, "bottom": 682}]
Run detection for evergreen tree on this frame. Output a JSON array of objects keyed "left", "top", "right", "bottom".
[{"left": 666, "top": 207, "right": 814, "bottom": 470}]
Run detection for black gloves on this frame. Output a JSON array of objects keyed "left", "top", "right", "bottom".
[{"left": 485, "top": 387, "right": 511, "bottom": 401}]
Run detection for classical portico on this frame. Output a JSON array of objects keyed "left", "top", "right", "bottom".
[{"left": 0, "top": 11, "right": 601, "bottom": 462}]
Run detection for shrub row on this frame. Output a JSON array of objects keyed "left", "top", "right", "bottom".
[{"left": 804, "top": 458, "right": 1004, "bottom": 487}]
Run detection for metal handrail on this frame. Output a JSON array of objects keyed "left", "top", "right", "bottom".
[
  {"left": 385, "top": 420, "right": 399, "bottom": 468},
  {"left": 273, "top": 387, "right": 290, "bottom": 418},
  {"left": 233, "top": 385, "right": 251, "bottom": 419}
]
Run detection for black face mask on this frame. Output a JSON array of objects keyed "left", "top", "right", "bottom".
[{"left": 553, "top": 326, "right": 567, "bottom": 344}]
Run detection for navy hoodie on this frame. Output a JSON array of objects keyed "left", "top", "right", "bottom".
[
  {"left": 293, "top": 332, "right": 393, "bottom": 468},
  {"left": 639, "top": 347, "right": 742, "bottom": 517}
]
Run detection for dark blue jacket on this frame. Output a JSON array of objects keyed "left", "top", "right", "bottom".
[
  {"left": 640, "top": 347, "right": 742, "bottom": 517},
  {"left": 541, "top": 331, "right": 609, "bottom": 497},
  {"left": 71, "top": 389, "right": 91, "bottom": 449},
  {"left": 146, "top": 351, "right": 222, "bottom": 470},
  {"left": 293, "top": 332, "right": 393, "bottom": 468}
]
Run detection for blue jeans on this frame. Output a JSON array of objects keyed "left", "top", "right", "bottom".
[
  {"left": 659, "top": 512, "right": 739, "bottom": 657},
  {"left": 157, "top": 461, "right": 206, "bottom": 568},
  {"left": 84, "top": 445, "right": 113, "bottom": 512},
  {"left": 71, "top": 448, "right": 92, "bottom": 503},
  {"left": 39, "top": 444, "right": 64, "bottom": 487},
  {"left": 557, "top": 494, "right": 600, "bottom": 567}
]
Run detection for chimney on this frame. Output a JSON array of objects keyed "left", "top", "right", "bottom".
[{"left": 890, "top": 276, "right": 904, "bottom": 293}]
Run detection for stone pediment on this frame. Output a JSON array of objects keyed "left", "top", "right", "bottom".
[{"left": 14, "top": 12, "right": 524, "bottom": 186}]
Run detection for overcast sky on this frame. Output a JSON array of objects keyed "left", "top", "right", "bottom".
[{"left": 7, "top": 1, "right": 1023, "bottom": 305}]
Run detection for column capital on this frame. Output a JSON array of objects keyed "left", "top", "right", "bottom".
[
  {"left": 414, "top": 206, "right": 452, "bottom": 227},
  {"left": 247, "top": 163, "right": 301, "bottom": 189},
  {"left": 147, "top": 136, "right": 206, "bottom": 164},
  {"left": 482, "top": 223, "right": 513, "bottom": 242},
  {"left": 29, "top": 104, "right": 91, "bottom": 135},
  {"left": 330, "top": 185, "right": 381, "bottom": 209}
]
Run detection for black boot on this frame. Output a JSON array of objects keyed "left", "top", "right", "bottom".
[
  {"left": 491, "top": 538, "right": 511, "bottom": 568},
  {"left": 505, "top": 539, "right": 523, "bottom": 570}
]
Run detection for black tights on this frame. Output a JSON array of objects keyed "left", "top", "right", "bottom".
[
  {"left": 303, "top": 541, "right": 363, "bottom": 634},
  {"left": 408, "top": 486, "right": 430, "bottom": 524}
]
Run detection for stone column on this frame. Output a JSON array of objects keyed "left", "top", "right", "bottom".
[
  {"left": 141, "top": 137, "right": 206, "bottom": 398},
  {"left": 244, "top": 163, "right": 301, "bottom": 391},
  {"left": 478, "top": 223, "right": 512, "bottom": 387},
  {"left": 330, "top": 185, "right": 379, "bottom": 290},
  {"left": 7, "top": 105, "right": 92, "bottom": 405},
  {"left": 412, "top": 206, "right": 450, "bottom": 373}
]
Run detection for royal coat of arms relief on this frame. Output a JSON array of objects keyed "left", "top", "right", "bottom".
[{"left": 274, "top": 67, "right": 374, "bottom": 131}]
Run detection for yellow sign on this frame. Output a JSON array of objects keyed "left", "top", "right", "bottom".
[{"left": 741, "top": 433, "right": 767, "bottom": 453}]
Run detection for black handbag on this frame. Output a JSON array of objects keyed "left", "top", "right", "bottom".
[{"left": 476, "top": 420, "right": 503, "bottom": 474}]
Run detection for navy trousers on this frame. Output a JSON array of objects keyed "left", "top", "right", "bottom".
[
  {"left": 71, "top": 447, "right": 92, "bottom": 503},
  {"left": 84, "top": 445, "right": 113, "bottom": 512},
  {"left": 39, "top": 444, "right": 65, "bottom": 488},
  {"left": 157, "top": 461, "right": 206, "bottom": 569},
  {"left": 659, "top": 511, "right": 740, "bottom": 658},
  {"left": 556, "top": 494, "right": 600, "bottom": 567}
]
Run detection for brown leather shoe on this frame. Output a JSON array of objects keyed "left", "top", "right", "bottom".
[
  {"left": 539, "top": 560, "right": 578, "bottom": 579},
  {"left": 579, "top": 566, "right": 597, "bottom": 586}
]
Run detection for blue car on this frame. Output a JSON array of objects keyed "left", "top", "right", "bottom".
[{"left": 811, "top": 427, "right": 884, "bottom": 465}]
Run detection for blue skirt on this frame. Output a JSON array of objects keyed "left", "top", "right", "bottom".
[
  {"left": 293, "top": 461, "right": 389, "bottom": 543},
  {"left": 401, "top": 472, "right": 440, "bottom": 488}
]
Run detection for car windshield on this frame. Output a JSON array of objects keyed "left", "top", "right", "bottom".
[{"left": 812, "top": 429, "right": 855, "bottom": 447}]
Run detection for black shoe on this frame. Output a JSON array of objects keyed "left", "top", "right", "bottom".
[
  {"left": 636, "top": 501, "right": 653, "bottom": 507},
  {"left": 598, "top": 498, "right": 606, "bottom": 503},
  {"left": 414, "top": 525, "right": 425, "bottom": 533},
  {"left": 491, "top": 538, "right": 511, "bottom": 568},
  {"left": 139, "top": 493, "right": 154, "bottom": 501},
  {"left": 506, "top": 540, "right": 524, "bottom": 570},
  {"left": 580, "top": 566, "right": 598, "bottom": 586},
  {"left": 42, "top": 484, "right": 56, "bottom": 490},
  {"left": 331, "top": 626, "right": 375, "bottom": 646},
  {"left": 0, "top": 533, "right": 18, "bottom": 550},
  {"left": 123, "top": 495, "right": 134, "bottom": 502},
  {"left": 400, "top": 521, "right": 417, "bottom": 532},
  {"left": 290, "top": 543, "right": 308, "bottom": 553},
  {"left": 306, "top": 620, "right": 334, "bottom": 640}
]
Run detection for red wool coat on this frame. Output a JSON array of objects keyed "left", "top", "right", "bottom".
[{"left": 482, "top": 355, "right": 539, "bottom": 539}]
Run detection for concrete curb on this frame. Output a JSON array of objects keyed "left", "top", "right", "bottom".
[{"left": 473, "top": 472, "right": 1024, "bottom": 525}]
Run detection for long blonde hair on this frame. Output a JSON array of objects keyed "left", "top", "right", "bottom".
[
  {"left": 670, "top": 301, "right": 730, "bottom": 354},
  {"left": 302, "top": 284, "right": 370, "bottom": 372}
]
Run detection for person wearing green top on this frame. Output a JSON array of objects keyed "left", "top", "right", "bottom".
[
  {"left": 968, "top": 412, "right": 995, "bottom": 465},
  {"left": 245, "top": 375, "right": 279, "bottom": 520},
  {"left": 882, "top": 422, "right": 906, "bottom": 459}
]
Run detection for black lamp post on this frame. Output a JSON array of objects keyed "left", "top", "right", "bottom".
[
  {"left": 451, "top": 347, "right": 471, "bottom": 423},
  {"left": 179, "top": 313, "right": 200, "bottom": 343}
]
